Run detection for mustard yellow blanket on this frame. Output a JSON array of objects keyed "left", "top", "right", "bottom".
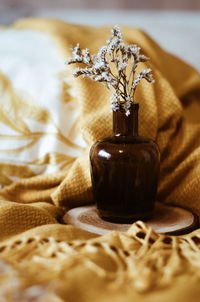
[{"left": 0, "top": 18, "right": 200, "bottom": 301}]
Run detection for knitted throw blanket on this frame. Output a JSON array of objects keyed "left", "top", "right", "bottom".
[{"left": 0, "top": 18, "right": 200, "bottom": 301}]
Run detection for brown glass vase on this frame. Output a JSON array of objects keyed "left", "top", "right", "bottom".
[{"left": 90, "top": 103, "right": 160, "bottom": 223}]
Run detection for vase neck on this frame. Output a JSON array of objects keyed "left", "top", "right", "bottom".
[{"left": 113, "top": 103, "right": 139, "bottom": 136}]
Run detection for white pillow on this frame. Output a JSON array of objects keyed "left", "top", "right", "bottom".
[{"left": 0, "top": 28, "right": 86, "bottom": 185}]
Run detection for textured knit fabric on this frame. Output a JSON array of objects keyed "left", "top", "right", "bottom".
[{"left": 0, "top": 18, "right": 200, "bottom": 301}]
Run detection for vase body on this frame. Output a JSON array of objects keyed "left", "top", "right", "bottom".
[{"left": 90, "top": 103, "right": 160, "bottom": 223}]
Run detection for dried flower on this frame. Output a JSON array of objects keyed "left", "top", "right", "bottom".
[{"left": 67, "top": 25, "right": 155, "bottom": 115}]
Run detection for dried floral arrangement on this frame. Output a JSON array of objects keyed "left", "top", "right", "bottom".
[{"left": 67, "top": 25, "right": 155, "bottom": 116}]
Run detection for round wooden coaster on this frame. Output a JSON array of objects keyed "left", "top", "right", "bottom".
[{"left": 63, "top": 203, "right": 199, "bottom": 236}]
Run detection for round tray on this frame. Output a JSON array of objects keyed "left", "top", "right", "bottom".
[{"left": 63, "top": 203, "right": 199, "bottom": 236}]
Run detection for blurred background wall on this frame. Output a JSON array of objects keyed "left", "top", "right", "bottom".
[
  {"left": 0, "top": 0, "right": 199, "bottom": 26},
  {"left": 0, "top": 0, "right": 200, "bottom": 10}
]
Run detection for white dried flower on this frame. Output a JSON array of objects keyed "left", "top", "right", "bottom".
[
  {"left": 67, "top": 44, "right": 82, "bottom": 64},
  {"left": 107, "top": 25, "right": 122, "bottom": 43},
  {"left": 112, "top": 102, "right": 120, "bottom": 111},
  {"left": 98, "top": 46, "right": 108, "bottom": 63},
  {"left": 138, "top": 54, "right": 149, "bottom": 62},
  {"left": 73, "top": 67, "right": 90, "bottom": 77},
  {"left": 111, "top": 91, "right": 120, "bottom": 103},
  {"left": 93, "top": 62, "right": 107, "bottom": 73},
  {"left": 122, "top": 96, "right": 132, "bottom": 116},
  {"left": 132, "top": 68, "right": 154, "bottom": 89},
  {"left": 118, "top": 62, "right": 128, "bottom": 71},
  {"left": 112, "top": 25, "right": 123, "bottom": 40},
  {"left": 81, "top": 48, "right": 92, "bottom": 64},
  {"left": 67, "top": 26, "right": 155, "bottom": 115},
  {"left": 107, "top": 39, "right": 119, "bottom": 54},
  {"left": 95, "top": 72, "right": 112, "bottom": 83}
]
